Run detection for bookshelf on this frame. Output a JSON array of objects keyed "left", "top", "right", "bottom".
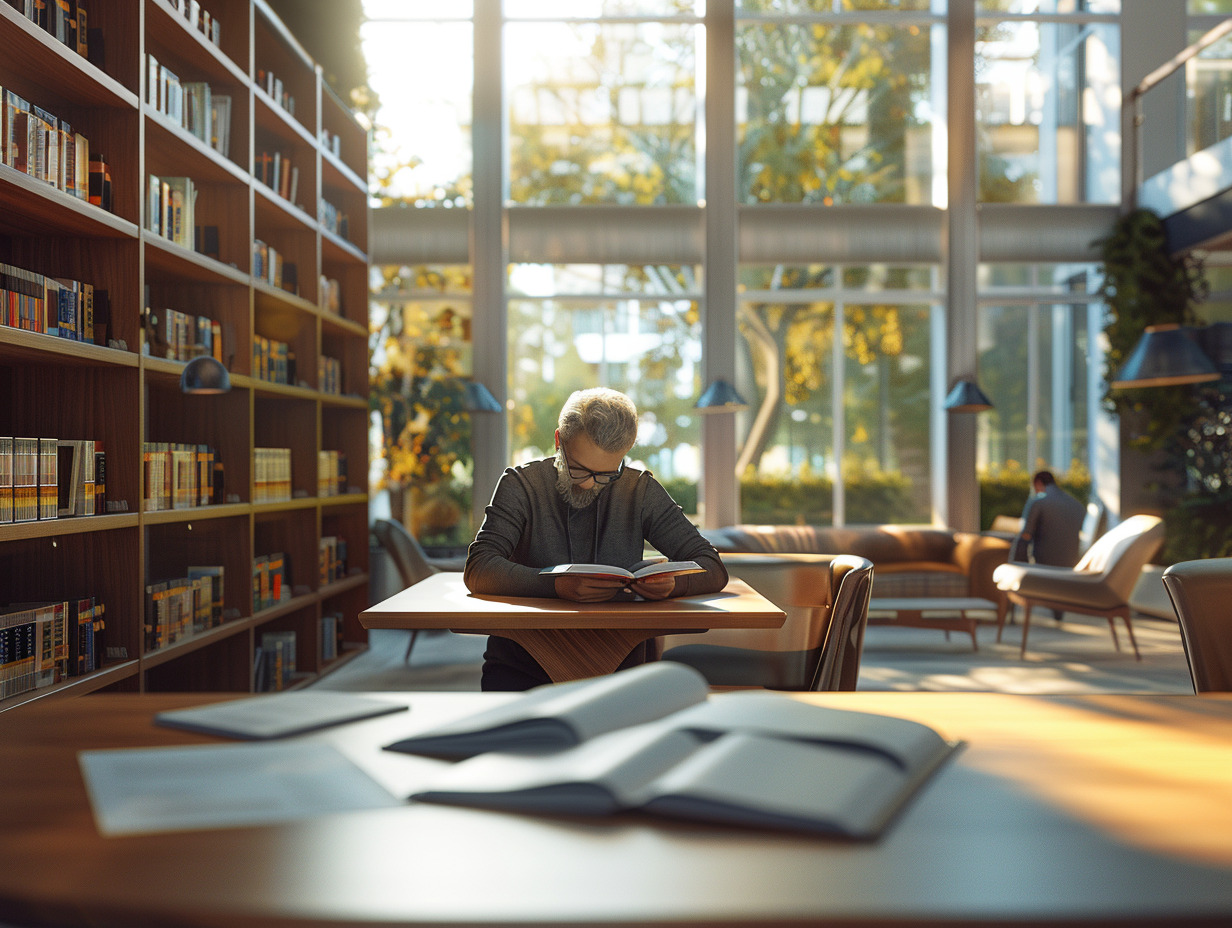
[{"left": 0, "top": 0, "right": 371, "bottom": 708}]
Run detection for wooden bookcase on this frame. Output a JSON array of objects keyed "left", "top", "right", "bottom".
[{"left": 0, "top": 0, "right": 371, "bottom": 708}]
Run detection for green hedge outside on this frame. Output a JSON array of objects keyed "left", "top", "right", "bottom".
[
  {"left": 662, "top": 469, "right": 1092, "bottom": 529},
  {"left": 661, "top": 472, "right": 914, "bottom": 526}
]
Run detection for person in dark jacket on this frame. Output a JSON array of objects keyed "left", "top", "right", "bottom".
[
  {"left": 1011, "top": 470, "right": 1087, "bottom": 623},
  {"left": 1012, "top": 470, "right": 1086, "bottom": 567},
  {"left": 464, "top": 387, "right": 728, "bottom": 691}
]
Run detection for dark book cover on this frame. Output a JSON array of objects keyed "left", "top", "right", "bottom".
[
  {"left": 194, "top": 224, "right": 219, "bottom": 260},
  {"left": 91, "top": 287, "right": 110, "bottom": 346},
  {"left": 86, "top": 26, "right": 104, "bottom": 68},
  {"left": 88, "top": 154, "right": 111, "bottom": 211},
  {"left": 93, "top": 444, "right": 105, "bottom": 514},
  {"left": 74, "top": 1, "right": 87, "bottom": 57}
]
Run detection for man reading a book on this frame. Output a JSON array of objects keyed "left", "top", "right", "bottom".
[{"left": 465, "top": 387, "right": 728, "bottom": 691}]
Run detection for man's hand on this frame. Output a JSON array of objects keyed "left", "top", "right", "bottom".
[
  {"left": 554, "top": 574, "right": 628, "bottom": 602},
  {"left": 629, "top": 573, "right": 676, "bottom": 601}
]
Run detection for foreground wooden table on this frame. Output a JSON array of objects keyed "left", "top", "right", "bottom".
[
  {"left": 1, "top": 690, "right": 1232, "bottom": 927},
  {"left": 361, "top": 572, "right": 787, "bottom": 681}
]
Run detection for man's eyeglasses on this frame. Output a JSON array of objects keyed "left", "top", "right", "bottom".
[{"left": 560, "top": 445, "right": 624, "bottom": 485}]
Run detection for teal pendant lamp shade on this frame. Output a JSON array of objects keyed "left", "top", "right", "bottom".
[
  {"left": 944, "top": 379, "right": 993, "bottom": 413},
  {"left": 462, "top": 380, "right": 503, "bottom": 413},
  {"left": 696, "top": 378, "right": 748, "bottom": 412},
  {"left": 1112, "top": 324, "right": 1221, "bottom": 389},
  {"left": 180, "top": 356, "right": 231, "bottom": 394}
]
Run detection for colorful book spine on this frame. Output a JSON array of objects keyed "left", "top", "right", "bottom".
[
  {"left": 37, "top": 437, "right": 57, "bottom": 520},
  {"left": 253, "top": 447, "right": 291, "bottom": 502},
  {"left": 0, "top": 437, "right": 12, "bottom": 524},
  {"left": 12, "top": 437, "right": 38, "bottom": 523}
]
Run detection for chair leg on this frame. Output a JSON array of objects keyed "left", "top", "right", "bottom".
[
  {"left": 1106, "top": 615, "right": 1121, "bottom": 652},
  {"left": 403, "top": 629, "right": 420, "bottom": 663},
  {"left": 1019, "top": 602, "right": 1033, "bottom": 659},
  {"left": 1119, "top": 610, "right": 1141, "bottom": 661}
]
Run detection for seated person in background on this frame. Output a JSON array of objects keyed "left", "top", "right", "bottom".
[
  {"left": 464, "top": 387, "right": 728, "bottom": 691},
  {"left": 1012, "top": 470, "right": 1086, "bottom": 568}
]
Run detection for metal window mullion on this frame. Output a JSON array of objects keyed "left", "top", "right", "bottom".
[
  {"left": 702, "top": 0, "right": 740, "bottom": 528},
  {"left": 832, "top": 302, "right": 846, "bottom": 528},
  {"left": 1050, "top": 301, "right": 1072, "bottom": 470},
  {"left": 470, "top": 0, "right": 508, "bottom": 529},
  {"left": 1027, "top": 302, "right": 1040, "bottom": 475}
]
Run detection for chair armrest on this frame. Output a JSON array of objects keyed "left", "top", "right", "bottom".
[{"left": 952, "top": 532, "right": 1012, "bottom": 601}]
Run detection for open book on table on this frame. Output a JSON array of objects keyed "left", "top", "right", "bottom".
[
  {"left": 538, "top": 558, "right": 704, "bottom": 582},
  {"left": 385, "top": 662, "right": 960, "bottom": 839},
  {"left": 385, "top": 661, "right": 710, "bottom": 756}
]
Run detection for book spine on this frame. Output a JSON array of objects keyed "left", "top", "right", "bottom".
[
  {"left": 92, "top": 442, "right": 105, "bottom": 515},
  {"left": 0, "top": 437, "right": 12, "bottom": 524},
  {"left": 37, "top": 437, "right": 57, "bottom": 521}
]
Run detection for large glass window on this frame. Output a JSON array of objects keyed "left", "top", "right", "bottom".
[
  {"left": 976, "top": 263, "right": 1101, "bottom": 525},
  {"left": 735, "top": 6, "right": 942, "bottom": 205},
  {"left": 1186, "top": 24, "right": 1232, "bottom": 156},
  {"left": 505, "top": 15, "right": 700, "bottom": 205},
  {"left": 736, "top": 264, "right": 939, "bottom": 525},
  {"left": 361, "top": 3, "right": 1131, "bottom": 537},
  {"left": 975, "top": 3, "right": 1120, "bottom": 203},
  {"left": 361, "top": 9, "right": 473, "bottom": 205},
  {"left": 369, "top": 265, "right": 477, "bottom": 549},
  {"left": 507, "top": 264, "right": 704, "bottom": 513}
]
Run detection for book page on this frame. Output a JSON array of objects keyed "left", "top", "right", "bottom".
[
  {"left": 538, "top": 561, "right": 702, "bottom": 581},
  {"left": 384, "top": 661, "right": 711, "bottom": 758},
  {"left": 631, "top": 560, "right": 704, "bottom": 580},
  {"left": 413, "top": 723, "right": 702, "bottom": 815},
  {"left": 640, "top": 731, "right": 938, "bottom": 839},
  {"left": 667, "top": 691, "right": 954, "bottom": 771},
  {"left": 539, "top": 564, "right": 636, "bottom": 580}
]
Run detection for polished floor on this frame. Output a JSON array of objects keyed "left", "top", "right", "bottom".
[{"left": 313, "top": 608, "right": 1194, "bottom": 695}]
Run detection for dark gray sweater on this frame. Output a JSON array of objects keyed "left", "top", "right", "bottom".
[{"left": 465, "top": 457, "right": 726, "bottom": 595}]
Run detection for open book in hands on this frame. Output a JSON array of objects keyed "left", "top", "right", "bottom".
[
  {"left": 386, "top": 662, "right": 960, "bottom": 839},
  {"left": 538, "top": 558, "right": 704, "bottom": 582}
]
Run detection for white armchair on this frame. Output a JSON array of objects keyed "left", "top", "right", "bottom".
[{"left": 992, "top": 514, "right": 1165, "bottom": 659}]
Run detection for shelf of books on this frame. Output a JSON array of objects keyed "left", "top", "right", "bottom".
[{"left": 0, "top": 0, "right": 372, "bottom": 709}]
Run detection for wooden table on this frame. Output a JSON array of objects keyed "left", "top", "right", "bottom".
[
  {"left": 361, "top": 573, "right": 787, "bottom": 682},
  {"left": 868, "top": 596, "right": 1005, "bottom": 651},
  {"left": 3, "top": 690, "right": 1232, "bottom": 927}
]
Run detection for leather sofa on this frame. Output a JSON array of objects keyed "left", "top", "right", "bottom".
[{"left": 701, "top": 524, "right": 1012, "bottom": 601}]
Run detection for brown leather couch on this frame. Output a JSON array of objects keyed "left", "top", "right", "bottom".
[{"left": 701, "top": 524, "right": 1011, "bottom": 601}]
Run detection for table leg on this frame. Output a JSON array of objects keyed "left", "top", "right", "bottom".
[
  {"left": 487, "top": 628, "right": 659, "bottom": 682},
  {"left": 872, "top": 609, "right": 979, "bottom": 651}
]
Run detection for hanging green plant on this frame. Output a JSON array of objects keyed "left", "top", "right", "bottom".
[
  {"left": 1094, "top": 207, "right": 1209, "bottom": 451},
  {"left": 1094, "top": 209, "right": 1207, "bottom": 453},
  {"left": 1094, "top": 208, "right": 1232, "bottom": 561}
]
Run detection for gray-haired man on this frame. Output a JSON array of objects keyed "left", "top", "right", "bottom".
[{"left": 464, "top": 387, "right": 728, "bottom": 690}]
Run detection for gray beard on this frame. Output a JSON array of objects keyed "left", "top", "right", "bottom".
[{"left": 555, "top": 449, "right": 604, "bottom": 510}]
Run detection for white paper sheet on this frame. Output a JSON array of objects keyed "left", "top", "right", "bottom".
[{"left": 79, "top": 740, "right": 401, "bottom": 836}]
